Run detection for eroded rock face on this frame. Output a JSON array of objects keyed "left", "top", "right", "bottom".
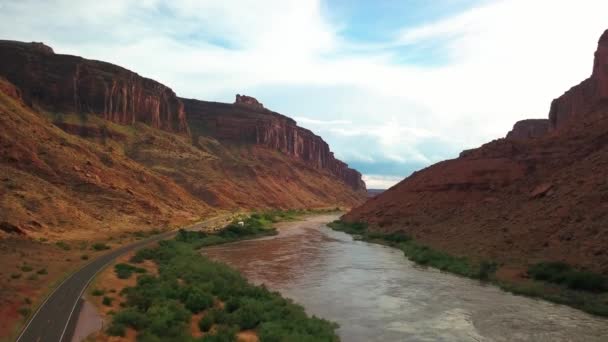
[
  {"left": 549, "top": 29, "right": 608, "bottom": 130},
  {"left": 506, "top": 119, "right": 550, "bottom": 140},
  {"left": 183, "top": 98, "right": 366, "bottom": 192},
  {"left": 235, "top": 94, "right": 264, "bottom": 110},
  {"left": 0, "top": 40, "right": 188, "bottom": 133}
]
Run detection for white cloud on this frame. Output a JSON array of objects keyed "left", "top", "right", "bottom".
[
  {"left": 363, "top": 175, "right": 404, "bottom": 189},
  {"left": 1, "top": 0, "right": 607, "bottom": 184}
]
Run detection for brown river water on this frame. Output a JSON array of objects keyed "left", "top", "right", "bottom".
[{"left": 203, "top": 214, "right": 608, "bottom": 342}]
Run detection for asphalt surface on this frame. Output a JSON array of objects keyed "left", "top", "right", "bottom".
[{"left": 16, "top": 217, "right": 229, "bottom": 342}]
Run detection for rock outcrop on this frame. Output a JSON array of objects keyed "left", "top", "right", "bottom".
[
  {"left": 506, "top": 119, "right": 550, "bottom": 140},
  {"left": 182, "top": 97, "right": 366, "bottom": 192},
  {"left": 345, "top": 29, "right": 608, "bottom": 275},
  {"left": 549, "top": 30, "right": 608, "bottom": 130},
  {"left": 235, "top": 94, "right": 265, "bottom": 110},
  {"left": 0, "top": 40, "right": 188, "bottom": 133}
]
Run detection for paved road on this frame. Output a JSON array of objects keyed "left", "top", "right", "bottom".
[{"left": 16, "top": 216, "right": 231, "bottom": 342}]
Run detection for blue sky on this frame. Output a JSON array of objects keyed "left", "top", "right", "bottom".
[{"left": 1, "top": 0, "right": 607, "bottom": 188}]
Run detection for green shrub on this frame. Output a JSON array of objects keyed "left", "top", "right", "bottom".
[
  {"left": 114, "top": 263, "right": 146, "bottom": 279},
  {"left": 18, "top": 307, "right": 31, "bottom": 317},
  {"left": 102, "top": 296, "right": 113, "bottom": 306},
  {"left": 20, "top": 265, "right": 33, "bottom": 272},
  {"left": 11, "top": 273, "right": 21, "bottom": 279},
  {"left": 81, "top": 254, "right": 89, "bottom": 260},
  {"left": 200, "top": 324, "right": 238, "bottom": 342},
  {"left": 112, "top": 307, "right": 149, "bottom": 329},
  {"left": 92, "top": 289, "right": 105, "bottom": 296},
  {"left": 229, "top": 299, "right": 263, "bottom": 329},
  {"left": 198, "top": 314, "right": 214, "bottom": 332},
  {"left": 55, "top": 241, "right": 71, "bottom": 251},
  {"left": 27, "top": 274, "right": 38, "bottom": 281},
  {"left": 183, "top": 287, "right": 214, "bottom": 313},
  {"left": 92, "top": 242, "right": 110, "bottom": 251},
  {"left": 529, "top": 262, "right": 607, "bottom": 292},
  {"left": 37, "top": 268, "right": 48, "bottom": 275},
  {"left": 476, "top": 261, "right": 498, "bottom": 281},
  {"left": 106, "top": 322, "right": 126, "bottom": 337}
]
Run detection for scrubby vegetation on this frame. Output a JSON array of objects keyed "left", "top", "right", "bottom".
[
  {"left": 328, "top": 220, "right": 608, "bottom": 317},
  {"left": 91, "top": 242, "right": 110, "bottom": 251},
  {"left": 106, "top": 212, "right": 339, "bottom": 341},
  {"left": 114, "top": 263, "right": 147, "bottom": 279},
  {"left": 327, "top": 220, "right": 493, "bottom": 279},
  {"left": 528, "top": 262, "right": 607, "bottom": 292}
]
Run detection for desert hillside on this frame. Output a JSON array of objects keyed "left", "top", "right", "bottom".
[
  {"left": 344, "top": 29, "right": 608, "bottom": 275},
  {"left": 0, "top": 40, "right": 366, "bottom": 240}
]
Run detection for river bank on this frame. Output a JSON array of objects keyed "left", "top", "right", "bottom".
[
  {"left": 75, "top": 210, "right": 341, "bottom": 341},
  {"left": 204, "top": 214, "right": 608, "bottom": 342},
  {"left": 328, "top": 220, "right": 608, "bottom": 318}
]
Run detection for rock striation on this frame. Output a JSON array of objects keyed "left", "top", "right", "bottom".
[
  {"left": 0, "top": 40, "right": 366, "bottom": 194},
  {"left": 0, "top": 40, "right": 188, "bottom": 133},
  {"left": 183, "top": 97, "right": 366, "bottom": 192}
]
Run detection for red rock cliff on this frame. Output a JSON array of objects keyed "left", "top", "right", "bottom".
[
  {"left": 549, "top": 30, "right": 608, "bottom": 130},
  {"left": 0, "top": 40, "right": 188, "bottom": 133},
  {"left": 182, "top": 96, "right": 366, "bottom": 192},
  {"left": 506, "top": 119, "right": 550, "bottom": 140},
  {"left": 345, "top": 28, "right": 608, "bottom": 275}
]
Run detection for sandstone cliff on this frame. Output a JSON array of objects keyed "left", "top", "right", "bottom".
[
  {"left": 0, "top": 40, "right": 188, "bottom": 133},
  {"left": 182, "top": 96, "right": 366, "bottom": 192},
  {"left": 549, "top": 30, "right": 608, "bottom": 130},
  {"left": 345, "top": 29, "right": 608, "bottom": 275}
]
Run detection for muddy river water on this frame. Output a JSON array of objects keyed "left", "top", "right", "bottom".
[{"left": 203, "top": 214, "right": 608, "bottom": 342}]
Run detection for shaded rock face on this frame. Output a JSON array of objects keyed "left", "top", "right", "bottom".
[
  {"left": 506, "top": 119, "right": 550, "bottom": 140},
  {"left": 0, "top": 40, "right": 188, "bottom": 133},
  {"left": 345, "top": 29, "right": 608, "bottom": 275},
  {"left": 549, "top": 30, "right": 608, "bottom": 130},
  {"left": 182, "top": 98, "right": 366, "bottom": 192}
]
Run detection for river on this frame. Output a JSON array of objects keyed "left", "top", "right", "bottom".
[{"left": 202, "top": 214, "right": 608, "bottom": 342}]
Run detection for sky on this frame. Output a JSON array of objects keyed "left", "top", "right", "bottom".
[{"left": 1, "top": 0, "right": 607, "bottom": 188}]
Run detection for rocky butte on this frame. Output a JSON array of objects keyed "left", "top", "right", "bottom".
[{"left": 345, "top": 28, "right": 608, "bottom": 275}]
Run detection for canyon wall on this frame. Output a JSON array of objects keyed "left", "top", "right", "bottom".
[
  {"left": 345, "top": 29, "right": 608, "bottom": 275},
  {"left": 182, "top": 97, "right": 366, "bottom": 192},
  {"left": 549, "top": 30, "right": 608, "bottom": 130},
  {"left": 0, "top": 40, "right": 188, "bottom": 133}
]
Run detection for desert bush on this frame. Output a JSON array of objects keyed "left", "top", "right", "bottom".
[
  {"left": 183, "top": 287, "right": 214, "bottom": 313},
  {"left": 198, "top": 313, "right": 214, "bottom": 332},
  {"left": 92, "top": 289, "right": 105, "bottom": 296},
  {"left": 55, "top": 241, "right": 70, "bottom": 250},
  {"left": 528, "top": 262, "right": 607, "bottom": 292},
  {"left": 102, "top": 296, "right": 113, "bottom": 306},
  {"left": 18, "top": 307, "right": 31, "bottom": 317},
  {"left": 114, "top": 263, "right": 146, "bottom": 279},
  {"left": 92, "top": 242, "right": 110, "bottom": 251},
  {"left": 106, "top": 322, "right": 126, "bottom": 337},
  {"left": 20, "top": 265, "right": 33, "bottom": 272}
]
